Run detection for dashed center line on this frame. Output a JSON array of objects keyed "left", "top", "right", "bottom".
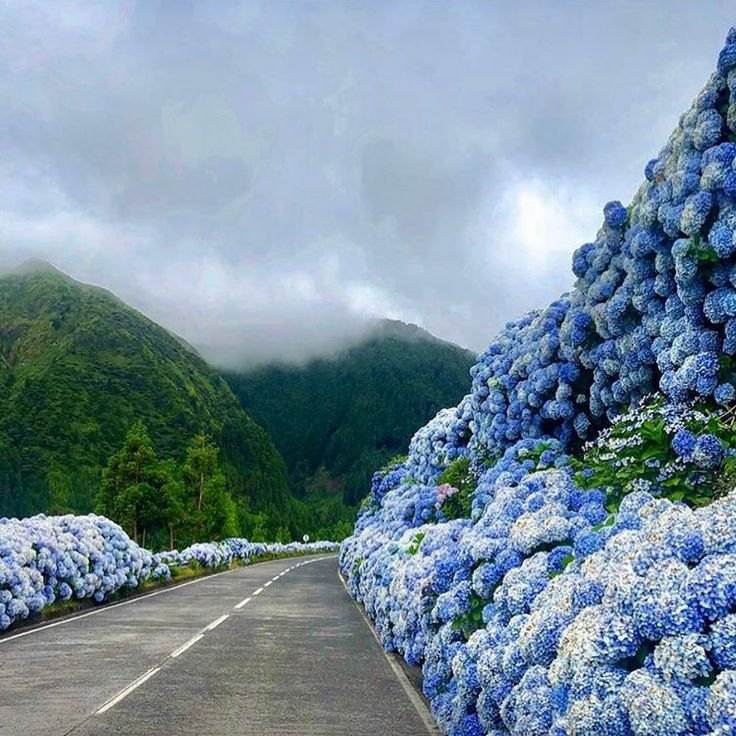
[
  {"left": 171, "top": 633, "right": 204, "bottom": 658},
  {"left": 91, "top": 558, "right": 327, "bottom": 718},
  {"left": 96, "top": 667, "right": 160, "bottom": 714},
  {"left": 205, "top": 614, "right": 229, "bottom": 631}
]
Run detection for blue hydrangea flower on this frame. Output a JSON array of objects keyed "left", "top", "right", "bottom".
[{"left": 339, "top": 27, "right": 736, "bottom": 736}]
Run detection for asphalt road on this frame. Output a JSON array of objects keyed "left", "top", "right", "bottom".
[{"left": 0, "top": 555, "right": 436, "bottom": 736}]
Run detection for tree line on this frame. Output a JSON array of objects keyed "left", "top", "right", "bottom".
[{"left": 96, "top": 422, "right": 354, "bottom": 550}]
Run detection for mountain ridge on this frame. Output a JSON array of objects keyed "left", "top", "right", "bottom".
[
  {"left": 0, "top": 262, "right": 290, "bottom": 521},
  {"left": 224, "top": 319, "right": 474, "bottom": 505}
]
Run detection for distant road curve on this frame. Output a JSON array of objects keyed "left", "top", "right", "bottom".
[{"left": 0, "top": 555, "right": 437, "bottom": 736}]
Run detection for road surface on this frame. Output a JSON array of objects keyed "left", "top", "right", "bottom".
[{"left": 0, "top": 555, "right": 437, "bottom": 736}]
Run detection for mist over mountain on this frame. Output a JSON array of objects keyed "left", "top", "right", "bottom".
[
  {"left": 2, "top": 4, "right": 733, "bottom": 367},
  {"left": 0, "top": 260, "right": 290, "bottom": 519},
  {"left": 0, "top": 260, "right": 471, "bottom": 540},
  {"left": 224, "top": 320, "right": 474, "bottom": 506}
]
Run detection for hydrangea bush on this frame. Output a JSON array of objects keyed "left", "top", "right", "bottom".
[
  {"left": 0, "top": 513, "right": 338, "bottom": 631},
  {"left": 340, "top": 28, "right": 736, "bottom": 736},
  {"left": 572, "top": 393, "right": 736, "bottom": 509}
]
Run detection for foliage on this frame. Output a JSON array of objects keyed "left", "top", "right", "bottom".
[
  {"left": 180, "top": 433, "right": 239, "bottom": 544},
  {"left": 435, "top": 457, "right": 475, "bottom": 520},
  {"left": 450, "top": 591, "right": 488, "bottom": 639},
  {"left": 97, "top": 424, "right": 355, "bottom": 548},
  {"left": 380, "top": 454, "right": 408, "bottom": 474},
  {"left": 0, "top": 263, "right": 353, "bottom": 541},
  {"left": 97, "top": 422, "right": 181, "bottom": 548},
  {"left": 224, "top": 319, "right": 473, "bottom": 508},
  {"left": 0, "top": 263, "right": 291, "bottom": 520},
  {"left": 572, "top": 394, "right": 736, "bottom": 511},
  {"left": 405, "top": 531, "right": 426, "bottom": 555}
]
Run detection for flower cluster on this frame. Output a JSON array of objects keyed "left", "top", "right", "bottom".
[
  {"left": 343, "top": 447, "right": 736, "bottom": 735},
  {"left": 406, "top": 396, "right": 473, "bottom": 484},
  {"left": 458, "top": 28, "right": 736, "bottom": 466},
  {"left": 340, "top": 26, "right": 736, "bottom": 736},
  {"left": 575, "top": 394, "right": 736, "bottom": 508},
  {"left": 0, "top": 514, "right": 339, "bottom": 632},
  {"left": 0, "top": 513, "right": 156, "bottom": 630},
  {"left": 483, "top": 491, "right": 736, "bottom": 736},
  {"left": 159, "top": 538, "right": 339, "bottom": 569}
]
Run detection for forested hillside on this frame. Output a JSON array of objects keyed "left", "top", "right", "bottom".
[
  {"left": 224, "top": 320, "right": 474, "bottom": 506},
  {"left": 0, "top": 261, "right": 290, "bottom": 527}
]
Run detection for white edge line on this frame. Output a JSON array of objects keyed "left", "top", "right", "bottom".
[
  {"left": 0, "top": 554, "right": 337, "bottom": 647},
  {"left": 96, "top": 666, "right": 160, "bottom": 714},
  {"left": 205, "top": 614, "right": 229, "bottom": 631},
  {"left": 337, "top": 570, "right": 440, "bottom": 736},
  {"left": 171, "top": 633, "right": 204, "bottom": 658},
  {"left": 0, "top": 567, "right": 236, "bottom": 645},
  {"left": 252, "top": 587, "right": 264, "bottom": 596},
  {"left": 234, "top": 596, "right": 251, "bottom": 610}
]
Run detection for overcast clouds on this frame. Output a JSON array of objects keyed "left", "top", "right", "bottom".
[{"left": 0, "top": 1, "right": 734, "bottom": 366}]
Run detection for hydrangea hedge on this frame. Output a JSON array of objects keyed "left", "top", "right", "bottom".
[
  {"left": 340, "top": 28, "right": 736, "bottom": 736},
  {"left": 0, "top": 513, "right": 338, "bottom": 631}
]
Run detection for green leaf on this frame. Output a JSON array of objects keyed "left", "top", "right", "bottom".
[{"left": 593, "top": 515, "right": 615, "bottom": 532}]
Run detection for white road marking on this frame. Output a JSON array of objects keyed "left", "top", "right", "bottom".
[
  {"left": 96, "top": 667, "right": 160, "bottom": 714},
  {"left": 171, "top": 633, "right": 204, "bottom": 658},
  {"left": 0, "top": 555, "right": 336, "bottom": 649},
  {"left": 205, "top": 614, "right": 229, "bottom": 631},
  {"left": 0, "top": 568, "right": 237, "bottom": 646},
  {"left": 62, "top": 556, "right": 334, "bottom": 723},
  {"left": 337, "top": 570, "right": 440, "bottom": 736},
  {"left": 264, "top": 581, "right": 272, "bottom": 587}
]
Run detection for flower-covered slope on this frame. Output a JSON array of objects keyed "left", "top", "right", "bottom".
[
  {"left": 0, "top": 513, "right": 338, "bottom": 631},
  {"left": 340, "top": 28, "right": 736, "bottom": 736}
]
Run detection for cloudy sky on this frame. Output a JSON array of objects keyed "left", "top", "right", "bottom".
[{"left": 0, "top": 1, "right": 734, "bottom": 366}]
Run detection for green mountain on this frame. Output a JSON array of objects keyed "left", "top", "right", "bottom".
[
  {"left": 224, "top": 320, "right": 475, "bottom": 506},
  {"left": 0, "top": 260, "right": 290, "bottom": 520}
]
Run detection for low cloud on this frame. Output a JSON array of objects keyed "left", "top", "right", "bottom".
[{"left": 0, "top": 1, "right": 733, "bottom": 365}]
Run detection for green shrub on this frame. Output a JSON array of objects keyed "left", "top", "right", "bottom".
[
  {"left": 571, "top": 395, "right": 736, "bottom": 512},
  {"left": 436, "top": 457, "right": 476, "bottom": 520}
]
